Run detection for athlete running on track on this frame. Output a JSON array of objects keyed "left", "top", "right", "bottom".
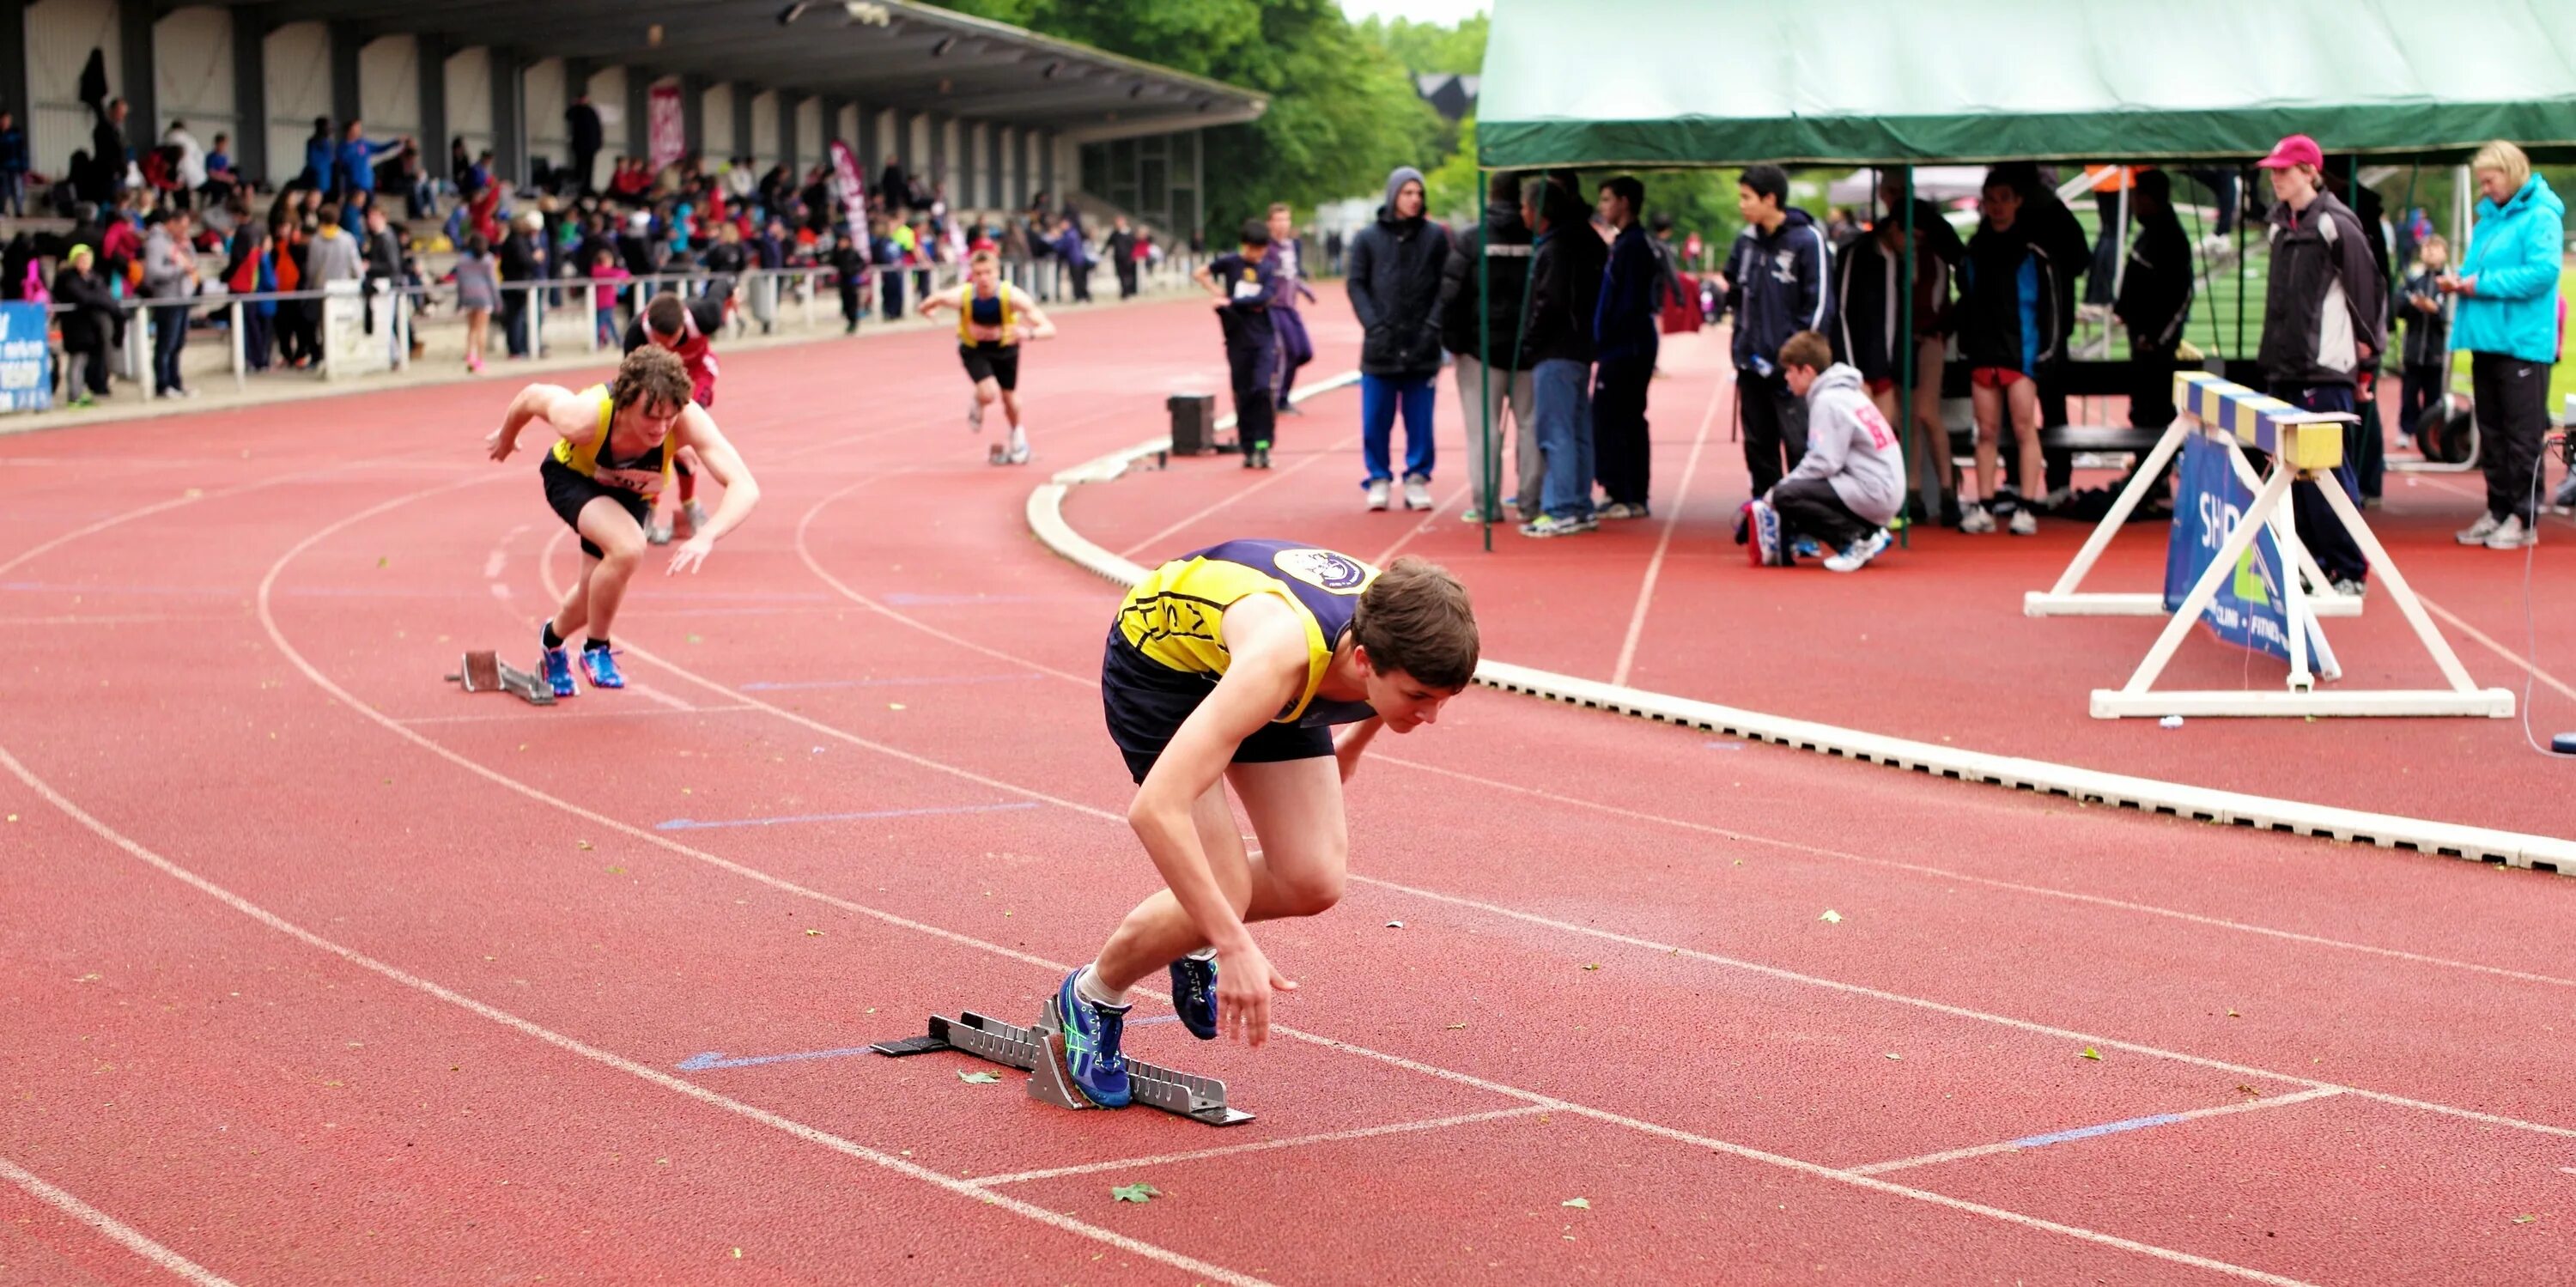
[
  {"left": 1055, "top": 541, "right": 1478, "bottom": 1108},
  {"left": 483, "top": 346, "right": 762, "bottom": 696},
  {"left": 625, "top": 292, "right": 727, "bottom": 544},
  {"left": 918, "top": 248, "right": 1055, "bottom": 464}
]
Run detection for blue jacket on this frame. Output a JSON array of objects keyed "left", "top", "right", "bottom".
[
  {"left": 337, "top": 137, "right": 400, "bottom": 192},
  {"left": 1723, "top": 207, "right": 1832, "bottom": 373},
  {"left": 304, "top": 137, "right": 336, "bottom": 190},
  {"left": 0, "top": 127, "right": 27, "bottom": 173},
  {"left": 2452, "top": 174, "right": 2565, "bottom": 363},
  {"left": 1594, "top": 223, "right": 1662, "bottom": 361}
]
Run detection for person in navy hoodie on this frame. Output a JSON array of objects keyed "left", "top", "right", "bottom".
[
  {"left": 1723, "top": 164, "right": 1832, "bottom": 496},
  {"left": 0, "top": 110, "right": 27, "bottom": 218}
]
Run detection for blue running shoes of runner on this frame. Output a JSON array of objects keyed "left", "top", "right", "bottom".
[
  {"left": 1054, "top": 968, "right": 1132, "bottom": 1108},
  {"left": 580, "top": 646, "right": 624, "bottom": 689},
  {"left": 1169, "top": 951, "right": 1218, "bottom": 1040},
  {"left": 539, "top": 646, "right": 577, "bottom": 697}
]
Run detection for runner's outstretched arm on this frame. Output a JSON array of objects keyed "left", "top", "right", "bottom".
[
  {"left": 664, "top": 405, "right": 760, "bottom": 574},
  {"left": 916, "top": 288, "right": 953, "bottom": 319},
  {"left": 484, "top": 384, "right": 593, "bottom": 461},
  {"left": 1008, "top": 288, "right": 1056, "bottom": 340}
]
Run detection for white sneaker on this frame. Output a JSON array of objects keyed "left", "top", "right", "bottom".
[
  {"left": 2456, "top": 513, "right": 2502, "bottom": 545},
  {"left": 1959, "top": 502, "right": 1996, "bottom": 534},
  {"left": 2008, "top": 508, "right": 2038, "bottom": 536},
  {"left": 1006, "top": 438, "right": 1031, "bottom": 465},
  {"left": 967, "top": 394, "right": 984, "bottom": 431},
  {"left": 2484, "top": 515, "right": 2537, "bottom": 549},
  {"left": 1401, "top": 476, "right": 1433, "bottom": 511},
  {"left": 1366, "top": 479, "right": 1391, "bottom": 511},
  {"left": 1824, "top": 528, "right": 1891, "bottom": 573}
]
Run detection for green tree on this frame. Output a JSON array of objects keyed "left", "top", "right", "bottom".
[
  {"left": 928, "top": 0, "right": 1439, "bottom": 238},
  {"left": 1357, "top": 13, "right": 1488, "bottom": 76}
]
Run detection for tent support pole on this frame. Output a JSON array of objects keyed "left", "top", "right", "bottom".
[
  {"left": 1478, "top": 178, "right": 1494, "bottom": 553},
  {"left": 2234, "top": 167, "right": 2248, "bottom": 362},
  {"left": 1899, "top": 165, "right": 1917, "bottom": 549}
]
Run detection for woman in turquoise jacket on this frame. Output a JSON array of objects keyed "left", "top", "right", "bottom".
[{"left": 2440, "top": 141, "right": 2563, "bottom": 548}]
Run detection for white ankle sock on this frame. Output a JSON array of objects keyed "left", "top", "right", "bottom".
[
  {"left": 1184, "top": 946, "right": 1215, "bottom": 962},
  {"left": 1075, "top": 962, "right": 1128, "bottom": 1007}
]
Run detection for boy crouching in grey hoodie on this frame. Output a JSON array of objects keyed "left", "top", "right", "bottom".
[{"left": 1771, "top": 331, "right": 1905, "bottom": 572}]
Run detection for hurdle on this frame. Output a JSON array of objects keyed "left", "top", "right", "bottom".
[{"left": 2087, "top": 373, "right": 2513, "bottom": 719}]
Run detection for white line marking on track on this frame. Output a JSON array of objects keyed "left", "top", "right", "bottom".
[
  {"left": 623, "top": 682, "right": 696, "bottom": 712},
  {"left": 2418, "top": 595, "right": 2576, "bottom": 705},
  {"left": 1369, "top": 480, "right": 1474, "bottom": 568},
  {"left": 964, "top": 1106, "right": 1552, "bottom": 1187},
  {"left": 0, "top": 743, "right": 1273, "bottom": 1287},
  {"left": 398, "top": 703, "right": 757, "bottom": 726},
  {"left": 0, "top": 1153, "right": 241, "bottom": 1287},
  {"left": 483, "top": 550, "right": 507, "bottom": 580},
  {"left": 1611, "top": 372, "right": 1728, "bottom": 687},
  {"left": 1113, "top": 430, "right": 1362, "bottom": 562},
  {"left": 1847, "top": 1087, "right": 2345, "bottom": 1176}
]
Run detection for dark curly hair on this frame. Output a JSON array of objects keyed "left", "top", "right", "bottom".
[{"left": 611, "top": 345, "right": 693, "bottom": 415}]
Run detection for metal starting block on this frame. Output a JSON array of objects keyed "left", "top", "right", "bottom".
[
  {"left": 444, "top": 650, "right": 556, "bottom": 706},
  {"left": 872, "top": 1001, "right": 1253, "bottom": 1126}
]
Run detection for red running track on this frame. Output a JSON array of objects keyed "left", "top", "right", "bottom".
[{"left": 2, "top": 292, "right": 2571, "bottom": 1285}]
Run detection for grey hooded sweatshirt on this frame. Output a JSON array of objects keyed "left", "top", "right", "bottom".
[{"left": 1783, "top": 362, "right": 1904, "bottom": 525}]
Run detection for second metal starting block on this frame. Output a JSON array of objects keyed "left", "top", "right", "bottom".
[
  {"left": 445, "top": 650, "right": 556, "bottom": 706},
  {"left": 872, "top": 1000, "right": 1252, "bottom": 1126}
]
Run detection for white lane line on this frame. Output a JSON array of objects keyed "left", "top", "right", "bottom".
[
  {"left": 2418, "top": 594, "right": 2576, "bottom": 705},
  {"left": 1369, "top": 479, "right": 1474, "bottom": 568},
  {"left": 397, "top": 703, "right": 758, "bottom": 726},
  {"left": 623, "top": 682, "right": 696, "bottom": 712},
  {"left": 0, "top": 1154, "right": 240, "bottom": 1286},
  {"left": 1611, "top": 368, "right": 1730, "bottom": 687},
  {"left": 964, "top": 1106, "right": 1552, "bottom": 1187},
  {"left": 0, "top": 744, "right": 1271, "bottom": 1287},
  {"left": 1847, "top": 1087, "right": 2346, "bottom": 1176},
  {"left": 1112, "top": 430, "right": 1363, "bottom": 562}
]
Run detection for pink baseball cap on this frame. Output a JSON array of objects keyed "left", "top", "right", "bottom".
[{"left": 2257, "top": 134, "right": 2324, "bottom": 170}]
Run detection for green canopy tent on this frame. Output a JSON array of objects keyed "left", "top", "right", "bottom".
[{"left": 1461, "top": 0, "right": 2576, "bottom": 543}]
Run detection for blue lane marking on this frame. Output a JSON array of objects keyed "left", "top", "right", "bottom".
[
  {"left": 2011, "top": 1112, "right": 2189, "bottom": 1150},
  {"left": 655, "top": 801, "right": 1040, "bottom": 830},
  {"left": 738, "top": 673, "right": 1044, "bottom": 692}
]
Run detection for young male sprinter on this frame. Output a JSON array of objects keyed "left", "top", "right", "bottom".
[
  {"left": 623, "top": 291, "right": 726, "bottom": 544},
  {"left": 1056, "top": 543, "right": 1479, "bottom": 1107},
  {"left": 1766, "top": 331, "right": 1904, "bottom": 572},
  {"left": 919, "top": 248, "right": 1056, "bottom": 464},
  {"left": 1195, "top": 220, "right": 1279, "bottom": 468},
  {"left": 1956, "top": 168, "right": 2063, "bottom": 535},
  {"left": 484, "top": 346, "right": 762, "bottom": 695}
]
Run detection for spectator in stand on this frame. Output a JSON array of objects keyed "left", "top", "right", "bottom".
[
  {"left": 2395, "top": 235, "right": 2450, "bottom": 448},
  {"left": 82, "top": 95, "right": 131, "bottom": 206},
  {"left": 1519, "top": 173, "right": 1607, "bottom": 537},
  {"left": 336, "top": 119, "right": 405, "bottom": 212},
  {"left": 1267, "top": 203, "right": 1318, "bottom": 412},
  {"left": 1346, "top": 165, "right": 1450, "bottom": 512},
  {"left": 829, "top": 227, "right": 869, "bottom": 334},
  {"left": 2440, "top": 140, "right": 2563, "bottom": 549},
  {"left": 1594, "top": 174, "right": 1661, "bottom": 519},
  {"left": 1438, "top": 169, "right": 1539, "bottom": 524},
  {"left": 52, "top": 246, "right": 116, "bottom": 405},
  {"left": 303, "top": 118, "right": 336, "bottom": 193},
  {"left": 591, "top": 247, "right": 629, "bottom": 347},
  {"left": 142, "top": 209, "right": 199, "bottom": 398},
  {"left": 361, "top": 204, "right": 403, "bottom": 345},
  {"left": 452, "top": 232, "right": 497, "bottom": 373},
  {"left": 1956, "top": 167, "right": 2062, "bottom": 535},
  {"left": 2111, "top": 168, "right": 2194, "bottom": 435},
  {"left": 1765, "top": 330, "right": 1904, "bottom": 572},
  {"left": 700, "top": 220, "right": 748, "bottom": 301},
  {"left": 617, "top": 210, "right": 659, "bottom": 277},
  {"left": 203, "top": 132, "right": 241, "bottom": 205},
  {"left": 305, "top": 203, "right": 364, "bottom": 354},
  {"left": 498, "top": 209, "right": 546, "bottom": 359},
  {"left": 0, "top": 110, "right": 27, "bottom": 217},
  {"left": 872, "top": 217, "right": 906, "bottom": 319},
  {"left": 163, "top": 119, "right": 206, "bottom": 211},
  {"left": 1833, "top": 172, "right": 1963, "bottom": 524},
  {"left": 391, "top": 140, "right": 432, "bottom": 219},
  {"left": 450, "top": 137, "right": 472, "bottom": 189},
  {"left": 2253, "top": 133, "right": 2382, "bottom": 591},
  {"left": 1054, "top": 216, "right": 1094, "bottom": 302},
  {"left": 221, "top": 223, "right": 273, "bottom": 373},
  {"left": 567, "top": 91, "right": 603, "bottom": 195},
  {"left": 1105, "top": 216, "right": 1138, "bottom": 300},
  {"left": 1724, "top": 164, "right": 1832, "bottom": 497}
]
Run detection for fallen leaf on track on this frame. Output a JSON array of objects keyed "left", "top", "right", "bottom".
[
  {"left": 1582, "top": 962, "right": 1601, "bottom": 971},
  {"left": 576, "top": 841, "right": 593, "bottom": 851},
  {"left": 1819, "top": 909, "right": 1843, "bottom": 924},
  {"left": 1445, "top": 1023, "right": 1467, "bottom": 1030},
  {"left": 2236, "top": 1084, "right": 2262, "bottom": 1097},
  {"left": 958, "top": 1071, "right": 1001, "bottom": 1084},
  {"left": 1110, "top": 1183, "right": 1159, "bottom": 1204},
  {"left": 2512, "top": 1214, "right": 2537, "bottom": 1225},
  {"left": 1561, "top": 1198, "right": 1590, "bottom": 1210},
  {"left": 2079, "top": 1047, "right": 2102, "bottom": 1061},
  {"left": 805, "top": 929, "right": 823, "bottom": 937}
]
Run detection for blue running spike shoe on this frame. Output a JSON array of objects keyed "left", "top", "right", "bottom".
[
  {"left": 539, "top": 647, "right": 577, "bottom": 698},
  {"left": 1054, "top": 969, "right": 1132, "bottom": 1108},
  {"left": 1169, "top": 952, "right": 1218, "bottom": 1041},
  {"left": 580, "top": 646, "right": 625, "bottom": 689}
]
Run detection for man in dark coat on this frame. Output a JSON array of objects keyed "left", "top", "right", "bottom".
[
  {"left": 1345, "top": 165, "right": 1449, "bottom": 511},
  {"left": 2111, "top": 169, "right": 2194, "bottom": 432},
  {"left": 567, "top": 92, "right": 604, "bottom": 195}
]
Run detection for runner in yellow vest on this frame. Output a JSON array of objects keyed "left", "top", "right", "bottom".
[
  {"left": 483, "top": 346, "right": 762, "bottom": 696},
  {"left": 920, "top": 248, "right": 1055, "bottom": 464}
]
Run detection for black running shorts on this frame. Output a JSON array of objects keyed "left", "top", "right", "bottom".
[
  {"left": 959, "top": 343, "right": 1020, "bottom": 392},
  {"left": 1101, "top": 626, "right": 1332, "bottom": 784},
  {"left": 541, "top": 456, "right": 652, "bottom": 559}
]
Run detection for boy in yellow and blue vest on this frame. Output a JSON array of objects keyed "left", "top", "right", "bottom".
[
  {"left": 1057, "top": 541, "right": 1478, "bottom": 1108},
  {"left": 920, "top": 248, "right": 1056, "bottom": 464},
  {"left": 483, "top": 346, "right": 762, "bottom": 696},
  {"left": 1196, "top": 220, "right": 1280, "bottom": 469}
]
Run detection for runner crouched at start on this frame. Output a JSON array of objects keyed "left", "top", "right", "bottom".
[{"left": 483, "top": 346, "right": 761, "bottom": 695}]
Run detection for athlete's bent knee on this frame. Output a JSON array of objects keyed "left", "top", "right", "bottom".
[
  {"left": 1269, "top": 864, "right": 1345, "bottom": 918},
  {"left": 594, "top": 532, "right": 647, "bottom": 567}
]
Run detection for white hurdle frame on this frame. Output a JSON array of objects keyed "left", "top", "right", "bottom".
[{"left": 2087, "top": 373, "right": 2513, "bottom": 719}]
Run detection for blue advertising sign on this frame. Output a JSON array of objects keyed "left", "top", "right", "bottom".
[
  {"left": 2162, "top": 434, "right": 2305, "bottom": 664},
  {"left": 0, "top": 301, "right": 52, "bottom": 412}
]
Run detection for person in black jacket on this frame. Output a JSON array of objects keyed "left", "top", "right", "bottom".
[
  {"left": 2111, "top": 169, "right": 2193, "bottom": 432},
  {"left": 568, "top": 92, "right": 604, "bottom": 196},
  {"left": 1832, "top": 173, "right": 1963, "bottom": 523},
  {"left": 1724, "top": 165, "right": 1832, "bottom": 495},
  {"left": 1593, "top": 175, "right": 1661, "bottom": 519},
  {"left": 829, "top": 228, "right": 870, "bottom": 334},
  {"left": 52, "top": 245, "right": 117, "bottom": 404},
  {"left": 1105, "top": 216, "right": 1139, "bottom": 300},
  {"left": 1345, "top": 165, "right": 1449, "bottom": 512},
  {"left": 1438, "top": 170, "right": 1539, "bottom": 522},
  {"left": 2254, "top": 134, "right": 2382, "bottom": 592},
  {"left": 1519, "top": 174, "right": 1607, "bottom": 537},
  {"left": 1956, "top": 170, "right": 2061, "bottom": 535},
  {"left": 498, "top": 211, "right": 545, "bottom": 358}
]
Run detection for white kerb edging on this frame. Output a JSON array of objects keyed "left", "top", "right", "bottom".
[{"left": 1027, "top": 373, "right": 2573, "bottom": 875}]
